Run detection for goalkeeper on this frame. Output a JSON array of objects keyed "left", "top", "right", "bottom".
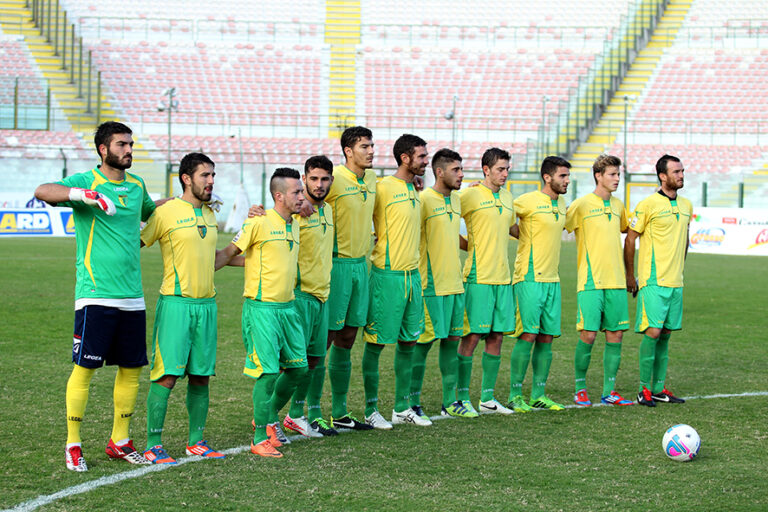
[{"left": 35, "top": 121, "right": 157, "bottom": 472}]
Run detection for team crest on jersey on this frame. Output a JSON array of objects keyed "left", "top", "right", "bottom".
[
  {"left": 198, "top": 225, "right": 207, "bottom": 238},
  {"left": 117, "top": 195, "right": 127, "bottom": 207}
]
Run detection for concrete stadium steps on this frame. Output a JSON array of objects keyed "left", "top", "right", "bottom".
[
  {"left": 570, "top": 0, "right": 693, "bottom": 173},
  {"left": 326, "top": 0, "right": 360, "bottom": 137}
]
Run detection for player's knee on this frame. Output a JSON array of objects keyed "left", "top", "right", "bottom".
[
  {"left": 580, "top": 331, "right": 597, "bottom": 344},
  {"left": 155, "top": 375, "right": 178, "bottom": 389}
]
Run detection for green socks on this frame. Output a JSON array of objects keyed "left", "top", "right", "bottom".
[
  {"left": 638, "top": 334, "right": 657, "bottom": 392},
  {"left": 288, "top": 364, "right": 312, "bottom": 419},
  {"left": 270, "top": 367, "right": 308, "bottom": 423},
  {"left": 410, "top": 342, "right": 432, "bottom": 407},
  {"left": 186, "top": 383, "right": 209, "bottom": 446},
  {"left": 652, "top": 332, "right": 671, "bottom": 394},
  {"left": 328, "top": 344, "right": 351, "bottom": 418},
  {"left": 603, "top": 342, "right": 622, "bottom": 396},
  {"left": 456, "top": 354, "right": 473, "bottom": 402},
  {"left": 146, "top": 382, "right": 171, "bottom": 449},
  {"left": 480, "top": 352, "right": 501, "bottom": 402},
  {"left": 306, "top": 363, "right": 325, "bottom": 422},
  {"left": 530, "top": 342, "right": 553, "bottom": 401},
  {"left": 438, "top": 339, "right": 460, "bottom": 407},
  {"left": 252, "top": 374, "right": 277, "bottom": 444},
  {"left": 574, "top": 340, "right": 594, "bottom": 393},
  {"left": 394, "top": 343, "right": 414, "bottom": 413},
  {"left": 362, "top": 343, "right": 384, "bottom": 416},
  {"left": 509, "top": 339, "right": 534, "bottom": 401}
]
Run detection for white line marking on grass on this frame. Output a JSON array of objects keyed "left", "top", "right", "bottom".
[{"left": 7, "top": 390, "right": 768, "bottom": 512}]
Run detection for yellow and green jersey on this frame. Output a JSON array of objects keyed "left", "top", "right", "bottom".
[
  {"left": 460, "top": 184, "right": 516, "bottom": 285},
  {"left": 233, "top": 208, "right": 299, "bottom": 303},
  {"left": 513, "top": 190, "right": 567, "bottom": 284},
  {"left": 57, "top": 167, "right": 155, "bottom": 302},
  {"left": 420, "top": 187, "right": 463, "bottom": 296},
  {"left": 629, "top": 191, "right": 692, "bottom": 288},
  {"left": 294, "top": 202, "right": 334, "bottom": 302},
  {"left": 564, "top": 193, "right": 628, "bottom": 292},
  {"left": 141, "top": 198, "right": 218, "bottom": 298},
  {"left": 370, "top": 175, "right": 421, "bottom": 271},
  {"left": 325, "top": 164, "right": 376, "bottom": 259}
]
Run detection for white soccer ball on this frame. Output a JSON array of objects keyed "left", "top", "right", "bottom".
[{"left": 662, "top": 424, "right": 701, "bottom": 461}]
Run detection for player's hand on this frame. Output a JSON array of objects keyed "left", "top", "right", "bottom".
[
  {"left": 298, "top": 200, "right": 314, "bottom": 218},
  {"left": 413, "top": 176, "right": 424, "bottom": 192},
  {"left": 626, "top": 276, "right": 638, "bottom": 298},
  {"left": 468, "top": 181, "right": 480, "bottom": 188},
  {"left": 207, "top": 193, "right": 224, "bottom": 212},
  {"left": 247, "top": 204, "right": 266, "bottom": 218},
  {"left": 69, "top": 187, "right": 116, "bottom": 215}
]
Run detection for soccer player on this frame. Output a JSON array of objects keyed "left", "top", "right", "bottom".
[
  {"left": 324, "top": 126, "right": 377, "bottom": 431},
  {"left": 457, "top": 147, "right": 517, "bottom": 416},
  {"left": 508, "top": 156, "right": 570, "bottom": 412},
  {"left": 216, "top": 168, "right": 307, "bottom": 458},
  {"left": 281, "top": 156, "right": 339, "bottom": 438},
  {"left": 564, "top": 155, "right": 633, "bottom": 407},
  {"left": 624, "top": 154, "right": 691, "bottom": 407},
  {"left": 362, "top": 133, "right": 428, "bottom": 428},
  {"left": 140, "top": 153, "right": 226, "bottom": 464},
  {"left": 410, "top": 148, "right": 476, "bottom": 419},
  {"left": 35, "top": 121, "right": 154, "bottom": 471}
]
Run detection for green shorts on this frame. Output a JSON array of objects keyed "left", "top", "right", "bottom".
[
  {"left": 295, "top": 290, "right": 329, "bottom": 358},
  {"left": 149, "top": 295, "right": 217, "bottom": 381},
  {"left": 419, "top": 293, "right": 465, "bottom": 343},
  {"left": 513, "top": 281, "right": 562, "bottom": 337},
  {"left": 328, "top": 257, "right": 369, "bottom": 330},
  {"left": 241, "top": 299, "right": 307, "bottom": 379},
  {"left": 462, "top": 282, "right": 515, "bottom": 335},
  {"left": 635, "top": 285, "right": 683, "bottom": 333},
  {"left": 363, "top": 267, "right": 424, "bottom": 344},
  {"left": 576, "top": 289, "right": 630, "bottom": 332}
]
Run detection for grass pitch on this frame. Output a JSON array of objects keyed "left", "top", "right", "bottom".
[{"left": 1, "top": 237, "right": 767, "bottom": 511}]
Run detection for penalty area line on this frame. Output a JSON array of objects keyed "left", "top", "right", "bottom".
[{"left": 6, "top": 390, "right": 768, "bottom": 512}]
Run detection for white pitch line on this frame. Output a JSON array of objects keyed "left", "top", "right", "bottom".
[{"left": 6, "top": 390, "right": 768, "bottom": 512}]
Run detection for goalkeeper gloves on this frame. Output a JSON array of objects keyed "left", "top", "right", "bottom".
[
  {"left": 206, "top": 193, "right": 224, "bottom": 212},
  {"left": 68, "top": 187, "right": 116, "bottom": 216}
]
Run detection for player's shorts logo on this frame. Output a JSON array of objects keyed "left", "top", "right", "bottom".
[{"left": 72, "top": 335, "right": 81, "bottom": 354}]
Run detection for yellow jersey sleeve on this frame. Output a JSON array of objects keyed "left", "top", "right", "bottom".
[
  {"left": 513, "top": 191, "right": 566, "bottom": 284},
  {"left": 419, "top": 188, "right": 463, "bottom": 296},
  {"left": 140, "top": 198, "right": 217, "bottom": 298},
  {"left": 566, "top": 193, "right": 627, "bottom": 291},
  {"left": 295, "top": 203, "right": 334, "bottom": 302},
  {"left": 325, "top": 164, "right": 376, "bottom": 259},
  {"left": 370, "top": 175, "right": 421, "bottom": 271},
  {"left": 460, "top": 185, "right": 516, "bottom": 285},
  {"left": 233, "top": 209, "right": 299, "bottom": 302},
  {"left": 630, "top": 193, "right": 692, "bottom": 288}
]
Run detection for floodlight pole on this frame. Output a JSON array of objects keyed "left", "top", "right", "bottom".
[
  {"left": 451, "top": 94, "right": 458, "bottom": 148},
  {"left": 623, "top": 95, "right": 629, "bottom": 200},
  {"left": 238, "top": 127, "right": 244, "bottom": 184},
  {"left": 159, "top": 87, "right": 178, "bottom": 197}
]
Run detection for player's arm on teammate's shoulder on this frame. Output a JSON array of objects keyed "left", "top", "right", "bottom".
[
  {"left": 297, "top": 200, "right": 314, "bottom": 218},
  {"left": 459, "top": 235, "right": 468, "bottom": 251},
  {"left": 624, "top": 229, "right": 639, "bottom": 297},
  {"left": 509, "top": 222, "right": 520, "bottom": 239},
  {"left": 248, "top": 204, "right": 266, "bottom": 217},
  {"left": 215, "top": 243, "right": 243, "bottom": 270}
]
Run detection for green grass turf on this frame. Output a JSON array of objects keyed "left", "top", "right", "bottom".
[{"left": 1, "top": 237, "right": 767, "bottom": 511}]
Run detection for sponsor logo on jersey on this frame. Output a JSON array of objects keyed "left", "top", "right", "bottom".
[
  {"left": 177, "top": 216, "right": 195, "bottom": 224},
  {"left": 690, "top": 227, "right": 725, "bottom": 247},
  {"left": 112, "top": 186, "right": 129, "bottom": 192}
]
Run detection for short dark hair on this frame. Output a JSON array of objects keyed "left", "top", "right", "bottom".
[
  {"left": 592, "top": 154, "right": 621, "bottom": 184},
  {"left": 178, "top": 152, "right": 215, "bottom": 191},
  {"left": 481, "top": 147, "right": 510, "bottom": 169},
  {"left": 431, "top": 148, "right": 462, "bottom": 174},
  {"left": 340, "top": 126, "right": 373, "bottom": 154},
  {"left": 655, "top": 154, "right": 681, "bottom": 183},
  {"left": 392, "top": 133, "right": 427, "bottom": 166},
  {"left": 304, "top": 155, "right": 333, "bottom": 175},
  {"left": 270, "top": 167, "right": 301, "bottom": 198},
  {"left": 94, "top": 121, "right": 132, "bottom": 156},
  {"left": 541, "top": 155, "right": 571, "bottom": 178}
]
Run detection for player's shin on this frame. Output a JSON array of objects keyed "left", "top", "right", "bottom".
[
  {"left": 456, "top": 354, "right": 473, "bottom": 401},
  {"left": 409, "top": 342, "right": 432, "bottom": 407},
  {"left": 638, "top": 335, "right": 657, "bottom": 392},
  {"left": 111, "top": 366, "right": 141, "bottom": 443},
  {"left": 362, "top": 343, "right": 384, "bottom": 415},
  {"left": 438, "top": 339, "right": 460, "bottom": 407},
  {"left": 271, "top": 367, "right": 307, "bottom": 422},
  {"left": 186, "top": 383, "right": 209, "bottom": 446},
  {"left": 288, "top": 368, "right": 311, "bottom": 419},
  {"left": 480, "top": 352, "right": 501, "bottom": 402},
  {"left": 252, "top": 374, "right": 278, "bottom": 443},
  {"left": 603, "top": 342, "right": 622, "bottom": 396},
  {"left": 530, "top": 342, "right": 553, "bottom": 401},
  {"left": 66, "top": 365, "right": 95, "bottom": 445},
  {"left": 651, "top": 332, "right": 671, "bottom": 394},
  {"left": 146, "top": 382, "right": 172, "bottom": 449},
  {"left": 574, "top": 340, "right": 594, "bottom": 393},
  {"left": 394, "top": 343, "right": 414, "bottom": 412},
  {"left": 508, "top": 339, "right": 534, "bottom": 401},
  {"left": 328, "top": 345, "right": 352, "bottom": 418},
  {"left": 306, "top": 363, "right": 325, "bottom": 422}
]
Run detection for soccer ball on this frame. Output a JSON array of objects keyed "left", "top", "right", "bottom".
[{"left": 662, "top": 424, "right": 701, "bottom": 461}]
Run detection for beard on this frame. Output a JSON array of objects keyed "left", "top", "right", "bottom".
[
  {"left": 104, "top": 150, "right": 132, "bottom": 170},
  {"left": 191, "top": 183, "right": 212, "bottom": 203},
  {"left": 306, "top": 188, "right": 329, "bottom": 203}
]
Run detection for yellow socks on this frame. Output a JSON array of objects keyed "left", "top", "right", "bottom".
[
  {"left": 111, "top": 366, "right": 142, "bottom": 443},
  {"left": 66, "top": 365, "right": 96, "bottom": 445}
]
